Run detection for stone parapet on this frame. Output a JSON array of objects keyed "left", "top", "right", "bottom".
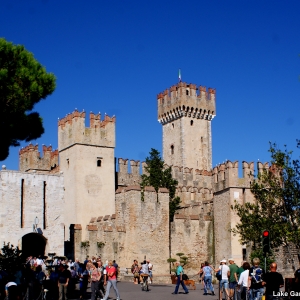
[
  {"left": 212, "top": 160, "right": 270, "bottom": 192},
  {"left": 58, "top": 110, "right": 115, "bottom": 151},
  {"left": 157, "top": 82, "right": 216, "bottom": 124},
  {"left": 19, "top": 144, "right": 59, "bottom": 173}
]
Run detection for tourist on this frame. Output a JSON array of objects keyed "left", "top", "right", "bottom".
[
  {"left": 171, "top": 261, "right": 189, "bottom": 295},
  {"left": 97, "top": 260, "right": 106, "bottom": 298},
  {"left": 139, "top": 260, "right": 149, "bottom": 286},
  {"left": 262, "top": 262, "right": 284, "bottom": 300},
  {"left": 215, "top": 259, "right": 230, "bottom": 300},
  {"left": 90, "top": 262, "right": 101, "bottom": 300},
  {"left": 201, "top": 261, "right": 215, "bottom": 295},
  {"left": 113, "top": 260, "right": 119, "bottom": 280},
  {"left": 78, "top": 263, "right": 89, "bottom": 299},
  {"left": 101, "top": 260, "right": 120, "bottom": 300},
  {"left": 237, "top": 262, "right": 250, "bottom": 300},
  {"left": 73, "top": 258, "right": 80, "bottom": 273},
  {"left": 228, "top": 258, "right": 239, "bottom": 299},
  {"left": 147, "top": 259, "right": 153, "bottom": 284},
  {"left": 58, "top": 264, "right": 71, "bottom": 300},
  {"left": 5, "top": 275, "right": 18, "bottom": 300},
  {"left": 249, "top": 258, "right": 265, "bottom": 300},
  {"left": 131, "top": 260, "right": 140, "bottom": 284}
]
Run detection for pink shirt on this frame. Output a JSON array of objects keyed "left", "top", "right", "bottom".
[{"left": 106, "top": 266, "right": 116, "bottom": 280}]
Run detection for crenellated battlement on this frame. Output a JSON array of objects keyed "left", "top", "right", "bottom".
[
  {"left": 19, "top": 144, "right": 59, "bottom": 173},
  {"left": 176, "top": 185, "right": 213, "bottom": 206},
  {"left": 117, "top": 158, "right": 141, "bottom": 187},
  {"left": 116, "top": 159, "right": 213, "bottom": 191},
  {"left": 165, "top": 164, "right": 213, "bottom": 190},
  {"left": 58, "top": 109, "right": 116, "bottom": 151},
  {"left": 157, "top": 82, "right": 216, "bottom": 124},
  {"left": 213, "top": 160, "right": 269, "bottom": 192}
]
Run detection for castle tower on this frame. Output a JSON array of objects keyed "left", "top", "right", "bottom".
[
  {"left": 157, "top": 82, "right": 216, "bottom": 169},
  {"left": 58, "top": 110, "right": 116, "bottom": 238}
]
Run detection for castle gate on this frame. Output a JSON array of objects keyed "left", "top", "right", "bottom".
[{"left": 22, "top": 233, "right": 47, "bottom": 258}]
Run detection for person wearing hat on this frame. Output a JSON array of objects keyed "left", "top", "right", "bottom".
[
  {"left": 228, "top": 258, "right": 238, "bottom": 299},
  {"left": 215, "top": 259, "right": 230, "bottom": 300}
]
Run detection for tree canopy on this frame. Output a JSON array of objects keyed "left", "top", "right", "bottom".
[
  {"left": 140, "top": 148, "right": 181, "bottom": 221},
  {"left": 0, "top": 38, "right": 56, "bottom": 160},
  {"left": 0, "top": 243, "right": 23, "bottom": 275},
  {"left": 232, "top": 142, "right": 300, "bottom": 267}
]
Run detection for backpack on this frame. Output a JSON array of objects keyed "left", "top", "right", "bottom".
[{"left": 251, "top": 266, "right": 263, "bottom": 283}]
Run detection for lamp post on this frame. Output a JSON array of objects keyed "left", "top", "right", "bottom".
[{"left": 34, "top": 216, "right": 39, "bottom": 232}]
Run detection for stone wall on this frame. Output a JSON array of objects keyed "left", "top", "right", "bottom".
[
  {"left": 0, "top": 169, "right": 65, "bottom": 255},
  {"left": 171, "top": 213, "right": 214, "bottom": 274},
  {"left": 75, "top": 187, "right": 170, "bottom": 276}
]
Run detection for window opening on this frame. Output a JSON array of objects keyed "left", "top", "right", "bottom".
[
  {"left": 21, "top": 179, "right": 24, "bottom": 228},
  {"left": 97, "top": 159, "right": 102, "bottom": 167},
  {"left": 242, "top": 248, "right": 247, "bottom": 260},
  {"left": 43, "top": 181, "right": 46, "bottom": 229},
  {"left": 171, "top": 145, "right": 174, "bottom": 155},
  {"left": 186, "top": 90, "right": 189, "bottom": 95},
  {"left": 190, "top": 120, "right": 193, "bottom": 126}
]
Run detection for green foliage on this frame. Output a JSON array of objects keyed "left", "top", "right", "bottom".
[
  {"left": 249, "top": 249, "right": 275, "bottom": 271},
  {"left": 231, "top": 142, "right": 300, "bottom": 266},
  {"left": 97, "top": 241, "right": 105, "bottom": 248},
  {"left": 167, "top": 252, "right": 190, "bottom": 274},
  {"left": 81, "top": 241, "right": 90, "bottom": 248},
  {"left": 0, "top": 38, "right": 56, "bottom": 160},
  {"left": 140, "top": 148, "right": 181, "bottom": 221},
  {"left": 0, "top": 243, "right": 23, "bottom": 275}
]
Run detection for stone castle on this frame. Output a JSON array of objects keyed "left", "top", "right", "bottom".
[{"left": 0, "top": 81, "right": 296, "bottom": 279}]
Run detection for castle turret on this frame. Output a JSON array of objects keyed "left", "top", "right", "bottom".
[
  {"left": 19, "top": 144, "right": 58, "bottom": 173},
  {"left": 58, "top": 110, "right": 116, "bottom": 239},
  {"left": 157, "top": 82, "right": 216, "bottom": 170}
]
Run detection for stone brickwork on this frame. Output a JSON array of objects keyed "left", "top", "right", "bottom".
[
  {"left": 58, "top": 110, "right": 116, "bottom": 239},
  {"left": 171, "top": 212, "right": 214, "bottom": 274},
  {"left": 213, "top": 161, "right": 259, "bottom": 264},
  {"left": 0, "top": 169, "right": 64, "bottom": 255},
  {"left": 157, "top": 82, "right": 215, "bottom": 169},
  {"left": 19, "top": 144, "right": 59, "bottom": 173},
  {"left": 75, "top": 187, "right": 170, "bottom": 276}
]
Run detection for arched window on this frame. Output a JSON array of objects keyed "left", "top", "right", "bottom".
[
  {"left": 172, "top": 123, "right": 174, "bottom": 128},
  {"left": 97, "top": 160, "right": 102, "bottom": 167},
  {"left": 190, "top": 120, "right": 193, "bottom": 126},
  {"left": 171, "top": 145, "right": 174, "bottom": 155}
]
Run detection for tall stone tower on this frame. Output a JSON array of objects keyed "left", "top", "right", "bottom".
[
  {"left": 58, "top": 110, "right": 116, "bottom": 238},
  {"left": 157, "top": 82, "right": 216, "bottom": 169}
]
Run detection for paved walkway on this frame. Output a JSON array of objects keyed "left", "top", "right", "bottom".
[{"left": 80, "top": 281, "right": 220, "bottom": 300}]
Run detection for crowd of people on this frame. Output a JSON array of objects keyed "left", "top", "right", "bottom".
[
  {"left": 1, "top": 255, "right": 120, "bottom": 300},
  {"left": 196, "top": 257, "right": 287, "bottom": 300},
  {"left": 3, "top": 254, "right": 300, "bottom": 300},
  {"left": 130, "top": 259, "right": 153, "bottom": 285}
]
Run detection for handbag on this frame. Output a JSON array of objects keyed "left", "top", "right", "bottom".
[{"left": 216, "top": 266, "right": 222, "bottom": 281}]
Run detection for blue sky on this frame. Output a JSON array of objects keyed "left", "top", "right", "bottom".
[{"left": 1, "top": 0, "right": 300, "bottom": 174}]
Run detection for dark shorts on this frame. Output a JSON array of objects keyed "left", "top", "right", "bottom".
[{"left": 229, "top": 281, "right": 237, "bottom": 289}]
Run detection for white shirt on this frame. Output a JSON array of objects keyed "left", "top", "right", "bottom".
[
  {"left": 219, "top": 264, "right": 230, "bottom": 280},
  {"left": 238, "top": 270, "right": 249, "bottom": 287}
]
